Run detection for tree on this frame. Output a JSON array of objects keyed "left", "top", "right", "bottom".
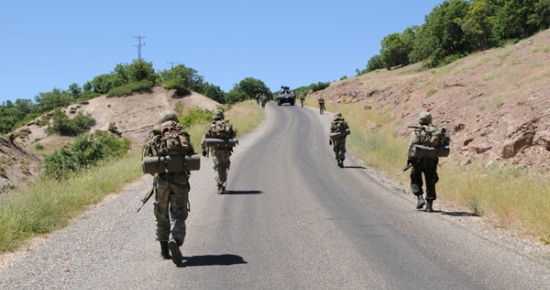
[
  {"left": 460, "top": 1, "right": 499, "bottom": 50},
  {"left": 157, "top": 64, "right": 204, "bottom": 93},
  {"left": 232, "top": 77, "right": 272, "bottom": 100},
  {"left": 34, "top": 88, "right": 72, "bottom": 113},
  {"left": 204, "top": 83, "right": 226, "bottom": 103},
  {"left": 126, "top": 60, "right": 157, "bottom": 83},
  {"left": 68, "top": 83, "right": 82, "bottom": 99}
]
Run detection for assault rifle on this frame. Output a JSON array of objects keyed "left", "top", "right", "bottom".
[
  {"left": 408, "top": 126, "right": 425, "bottom": 131},
  {"left": 137, "top": 185, "right": 155, "bottom": 213},
  {"left": 397, "top": 164, "right": 412, "bottom": 176}
]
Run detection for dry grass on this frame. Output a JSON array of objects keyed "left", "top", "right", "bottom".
[{"left": 305, "top": 100, "right": 550, "bottom": 242}]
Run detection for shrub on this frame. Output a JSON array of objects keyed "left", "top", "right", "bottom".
[
  {"left": 106, "top": 80, "right": 154, "bottom": 98},
  {"left": 45, "top": 108, "right": 96, "bottom": 137},
  {"left": 108, "top": 122, "right": 119, "bottom": 135},
  {"left": 165, "top": 78, "right": 191, "bottom": 97},
  {"left": 310, "top": 81, "right": 330, "bottom": 92},
  {"left": 178, "top": 107, "right": 213, "bottom": 128},
  {"left": 35, "top": 143, "right": 44, "bottom": 150},
  {"left": 43, "top": 132, "right": 131, "bottom": 179}
]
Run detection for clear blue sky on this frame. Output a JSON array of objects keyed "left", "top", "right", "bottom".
[{"left": 0, "top": 0, "right": 444, "bottom": 104}]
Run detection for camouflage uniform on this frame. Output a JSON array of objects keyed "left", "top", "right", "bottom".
[
  {"left": 318, "top": 97, "right": 325, "bottom": 114},
  {"left": 260, "top": 94, "right": 268, "bottom": 109},
  {"left": 142, "top": 110, "right": 194, "bottom": 265},
  {"left": 299, "top": 94, "right": 305, "bottom": 107},
  {"left": 407, "top": 111, "right": 438, "bottom": 212},
  {"left": 202, "top": 110, "right": 237, "bottom": 193},
  {"left": 330, "top": 112, "right": 349, "bottom": 168}
]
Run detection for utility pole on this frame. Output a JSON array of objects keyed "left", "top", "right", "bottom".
[
  {"left": 167, "top": 61, "right": 178, "bottom": 69},
  {"left": 133, "top": 35, "right": 146, "bottom": 60}
]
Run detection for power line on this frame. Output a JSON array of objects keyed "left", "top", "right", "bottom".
[
  {"left": 167, "top": 61, "right": 178, "bottom": 69},
  {"left": 133, "top": 35, "right": 146, "bottom": 60}
]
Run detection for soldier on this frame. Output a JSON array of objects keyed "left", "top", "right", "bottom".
[
  {"left": 407, "top": 111, "right": 439, "bottom": 212},
  {"left": 202, "top": 110, "right": 237, "bottom": 194},
  {"left": 260, "top": 94, "right": 268, "bottom": 109},
  {"left": 299, "top": 93, "right": 305, "bottom": 108},
  {"left": 329, "top": 112, "right": 350, "bottom": 168},
  {"left": 255, "top": 93, "right": 261, "bottom": 106},
  {"left": 142, "top": 110, "right": 194, "bottom": 266},
  {"left": 318, "top": 97, "right": 325, "bottom": 114}
]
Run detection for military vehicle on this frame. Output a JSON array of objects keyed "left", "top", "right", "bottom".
[{"left": 276, "top": 86, "right": 296, "bottom": 106}]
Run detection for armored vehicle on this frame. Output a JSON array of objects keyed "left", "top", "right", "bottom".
[{"left": 276, "top": 86, "right": 296, "bottom": 106}]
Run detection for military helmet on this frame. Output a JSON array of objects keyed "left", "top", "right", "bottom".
[
  {"left": 418, "top": 111, "right": 432, "bottom": 124},
  {"left": 334, "top": 112, "right": 342, "bottom": 119},
  {"left": 156, "top": 110, "right": 178, "bottom": 124},
  {"left": 213, "top": 110, "right": 224, "bottom": 120}
]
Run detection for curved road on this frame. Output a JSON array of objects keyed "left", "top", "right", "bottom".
[{"left": 1, "top": 102, "right": 550, "bottom": 289}]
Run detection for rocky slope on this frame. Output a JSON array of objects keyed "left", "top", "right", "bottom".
[{"left": 309, "top": 28, "right": 550, "bottom": 170}]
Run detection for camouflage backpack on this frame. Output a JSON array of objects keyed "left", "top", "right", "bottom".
[
  {"left": 330, "top": 120, "right": 347, "bottom": 133},
  {"left": 210, "top": 120, "right": 234, "bottom": 139},
  {"left": 142, "top": 120, "right": 194, "bottom": 158},
  {"left": 419, "top": 125, "right": 450, "bottom": 147}
]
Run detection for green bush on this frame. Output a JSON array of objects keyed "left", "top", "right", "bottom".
[
  {"left": 310, "top": 81, "right": 330, "bottom": 92},
  {"left": 45, "top": 108, "right": 96, "bottom": 136},
  {"left": 178, "top": 107, "right": 213, "bottom": 128},
  {"left": 43, "top": 132, "right": 131, "bottom": 180},
  {"left": 108, "top": 122, "right": 119, "bottom": 134},
  {"left": 165, "top": 78, "right": 191, "bottom": 97},
  {"left": 106, "top": 80, "right": 154, "bottom": 98},
  {"left": 35, "top": 143, "right": 44, "bottom": 150}
]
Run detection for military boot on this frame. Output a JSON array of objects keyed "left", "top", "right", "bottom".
[
  {"left": 217, "top": 185, "right": 224, "bottom": 194},
  {"left": 160, "top": 241, "right": 171, "bottom": 259},
  {"left": 426, "top": 200, "right": 433, "bottom": 212},
  {"left": 168, "top": 238, "right": 183, "bottom": 266},
  {"left": 416, "top": 195, "right": 426, "bottom": 209},
  {"left": 338, "top": 159, "right": 344, "bottom": 168}
]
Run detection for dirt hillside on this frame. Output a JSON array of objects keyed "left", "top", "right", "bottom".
[
  {"left": 0, "top": 87, "right": 220, "bottom": 193},
  {"left": 310, "top": 29, "right": 550, "bottom": 170}
]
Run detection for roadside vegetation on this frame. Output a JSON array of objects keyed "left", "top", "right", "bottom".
[
  {"left": 306, "top": 99, "right": 550, "bottom": 243},
  {"left": 0, "top": 100, "right": 265, "bottom": 253}
]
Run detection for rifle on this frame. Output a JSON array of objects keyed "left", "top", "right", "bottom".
[
  {"left": 408, "top": 126, "right": 425, "bottom": 131},
  {"left": 137, "top": 185, "right": 155, "bottom": 213},
  {"left": 397, "top": 164, "right": 412, "bottom": 176}
]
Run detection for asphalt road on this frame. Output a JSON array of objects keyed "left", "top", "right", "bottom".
[{"left": 1, "top": 102, "right": 550, "bottom": 289}]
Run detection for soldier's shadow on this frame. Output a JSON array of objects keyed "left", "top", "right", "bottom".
[
  {"left": 224, "top": 190, "right": 263, "bottom": 195},
  {"left": 178, "top": 254, "right": 247, "bottom": 267},
  {"left": 344, "top": 166, "right": 366, "bottom": 169}
]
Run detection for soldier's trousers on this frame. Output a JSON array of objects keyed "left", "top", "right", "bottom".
[
  {"left": 333, "top": 137, "right": 347, "bottom": 161},
  {"left": 212, "top": 148, "right": 232, "bottom": 186},
  {"left": 410, "top": 158, "right": 439, "bottom": 200},
  {"left": 154, "top": 173, "right": 189, "bottom": 245}
]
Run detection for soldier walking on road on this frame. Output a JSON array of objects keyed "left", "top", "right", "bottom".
[
  {"left": 318, "top": 97, "right": 325, "bottom": 114},
  {"left": 202, "top": 110, "right": 237, "bottom": 194},
  {"left": 329, "top": 112, "right": 350, "bottom": 168},
  {"left": 260, "top": 94, "right": 268, "bottom": 109},
  {"left": 406, "top": 111, "right": 447, "bottom": 212},
  {"left": 142, "top": 111, "right": 195, "bottom": 266},
  {"left": 299, "top": 93, "right": 305, "bottom": 108}
]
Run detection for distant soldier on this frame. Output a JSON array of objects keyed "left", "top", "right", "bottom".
[
  {"left": 406, "top": 111, "right": 449, "bottom": 212},
  {"left": 202, "top": 110, "right": 237, "bottom": 194},
  {"left": 329, "top": 112, "right": 350, "bottom": 168},
  {"left": 318, "top": 97, "right": 325, "bottom": 114},
  {"left": 299, "top": 93, "right": 305, "bottom": 108},
  {"left": 255, "top": 93, "right": 261, "bottom": 106},
  {"left": 141, "top": 110, "right": 195, "bottom": 266},
  {"left": 9, "top": 133, "right": 15, "bottom": 145},
  {"left": 260, "top": 94, "right": 268, "bottom": 109}
]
